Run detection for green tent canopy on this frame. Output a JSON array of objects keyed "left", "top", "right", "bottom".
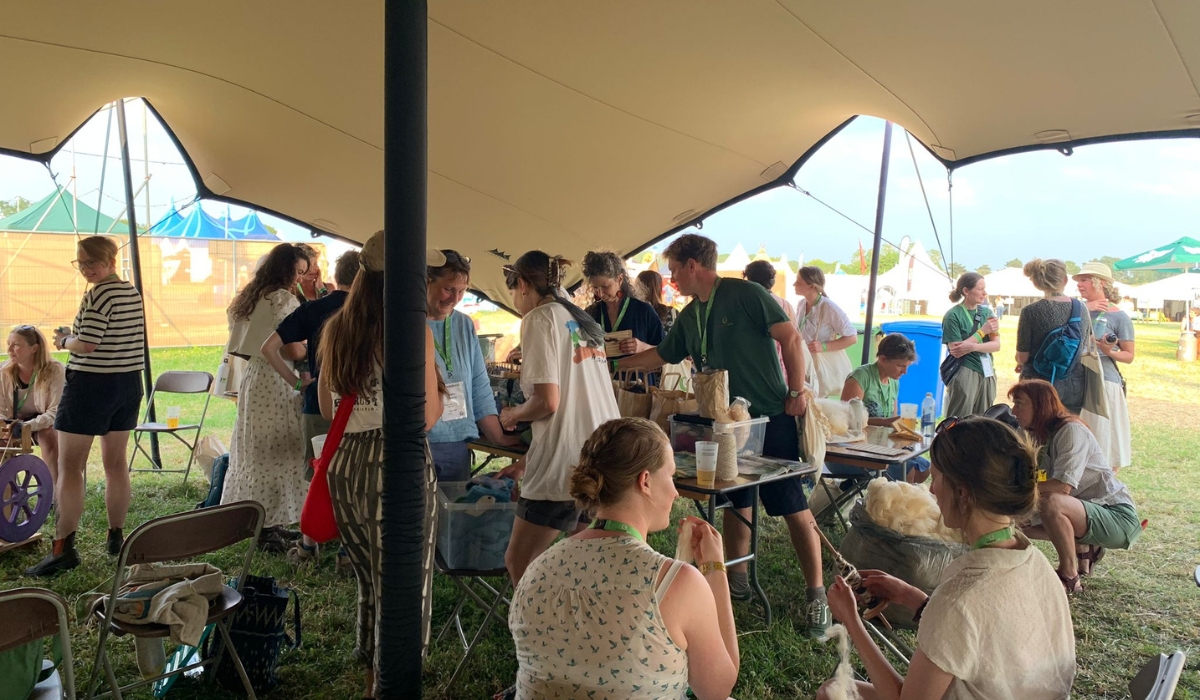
[
  {"left": 1113, "top": 236, "right": 1200, "bottom": 272},
  {"left": 0, "top": 187, "right": 130, "bottom": 234}
]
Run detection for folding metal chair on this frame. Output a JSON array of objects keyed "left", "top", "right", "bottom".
[
  {"left": 129, "top": 371, "right": 214, "bottom": 481},
  {"left": 85, "top": 500, "right": 265, "bottom": 700},
  {"left": 1129, "top": 651, "right": 1186, "bottom": 700},
  {"left": 0, "top": 587, "right": 76, "bottom": 700},
  {"left": 432, "top": 549, "right": 511, "bottom": 695}
]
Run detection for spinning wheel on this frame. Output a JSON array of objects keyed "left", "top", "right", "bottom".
[{"left": 0, "top": 444, "right": 51, "bottom": 553}]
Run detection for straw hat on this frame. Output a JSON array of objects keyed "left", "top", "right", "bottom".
[
  {"left": 360, "top": 230, "right": 446, "bottom": 272},
  {"left": 1072, "top": 261, "right": 1113, "bottom": 283}
]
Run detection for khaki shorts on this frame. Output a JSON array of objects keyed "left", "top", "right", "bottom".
[{"left": 1079, "top": 501, "right": 1141, "bottom": 549}]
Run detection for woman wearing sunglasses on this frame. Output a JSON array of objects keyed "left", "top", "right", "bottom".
[
  {"left": 27, "top": 236, "right": 146, "bottom": 575},
  {"left": 818, "top": 416, "right": 1076, "bottom": 700},
  {"left": 496, "top": 251, "right": 619, "bottom": 587},
  {"left": 1009, "top": 379, "right": 1141, "bottom": 593}
]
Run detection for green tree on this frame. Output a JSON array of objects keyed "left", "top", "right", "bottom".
[
  {"left": 1064, "top": 260, "right": 1081, "bottom": 275},
  {"left": 840, "top": 244, "right": 900, "bottom": 276},
  {"left": 977, "top": 264, "right": 992, "bottom": 275},
  {"left": 1005, "top": 258, "right": 1023, "bottom": 269},
  {"left": 805, "top": 258, "right": 839, "bottom": 274},
  {"left": 928, "top": 249, "right": 944, "bottom": 273},
  {"left": 947, "top": 262, "right": 967, "bottom": 277},
  {"left": 1094, "top": 255, "right": 1173, "bottom": 285},
  {"left": 0, "top": 196, "right": 33, "bottom": 219}
]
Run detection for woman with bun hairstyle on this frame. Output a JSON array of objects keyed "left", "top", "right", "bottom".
[
  {"left": 942, "top": 272, "right": 1001, "bottom": 416},
  {"left": 1009, "top": 379, "right": 1140, "bottom": 593},
  {"left": 794, "top": 266, "right": 856, "bottom": 397},
  {"left": 497, "top": 251, "right": 620, "bottom": 586},
  {"left": 1073, "top": 262, "right": 1135, "bottom": 472},
  {"left": 818, "top": 416, "right": 1075, "bottom": 700},
  {"left": 1016, "top": 258, "right": 1091, "bottom": 414},
  {"left": 509, "top": 417, "right": 739, "bottom": 700}
]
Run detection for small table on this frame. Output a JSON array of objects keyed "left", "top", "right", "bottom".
[
  {"left": 467, "top": 439, "right": 528, "bottom": 475},
  {"left": 674, "top": 456, "right": 818, "bottom": 625},
  {"left": 818, "top": 426, "right": 932, "bottom": 529}
]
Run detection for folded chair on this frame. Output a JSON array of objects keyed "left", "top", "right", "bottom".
[
  {"left": 432, "top": 549, "right": 512, "bottom": 695},
  {"left": 1129, "top": 652, "right": 1186, "bottom": 700},
  {"left": 85, "top": 500, "right": 265, "bottom": 700},
  {"left": 0, "top": 587, "right": 75, "bottom": 700},
  {"left": 129, "top": 371, "right": 214, "bottom": 482}
]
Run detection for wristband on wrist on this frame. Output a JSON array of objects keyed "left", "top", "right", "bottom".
[
  {"left": 821, "top": 342, "right": 828, "bottom": 352},
  {"left": 697, "top": 560, "right": 727, "bottom": 575},
  {"left": 294, "top": 377, "right": 303, "bottom": 391}
]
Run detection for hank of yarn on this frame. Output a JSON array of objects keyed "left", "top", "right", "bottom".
[
  {"left": 675, "top": 518, "right": 695, "bottom": 564},
  {"left": 714, "top": 430, "right": 739, "bottom": 480}
]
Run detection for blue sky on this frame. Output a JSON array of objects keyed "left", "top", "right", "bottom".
[{"left": 2, "top": 108, "right": 1198, "bottom": 269}]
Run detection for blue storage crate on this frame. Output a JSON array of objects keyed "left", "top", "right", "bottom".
[{"left": 879, "top": 320, "right": 945, "bottom": 418}]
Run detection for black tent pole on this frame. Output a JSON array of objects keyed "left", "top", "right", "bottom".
[
  {"left": 379, "top": 0, "right": 428, "bottom": 697},
  {"left": 115, "top": 99, "right": 159, "bottom": 465},
  {"left": 861, "top": 120, "right": 893, "bottom": 364}
]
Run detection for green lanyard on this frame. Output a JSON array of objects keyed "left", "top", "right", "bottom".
[
  {"left": 13, "top": 371, "right": 36, "bottom": 415},
  {"left": 603, "top": 296, "right": 630, "bottom": 333},
  {"left": 434, "top": 318, "right": 453, "bottom": 375},
  {"left": 695, "top": 278, "right": 720, "bottom": 367},
  {"left": 589, "top": 518, "right": 645, "bottom": 542},
  {"left": 800, "top": 294, "right": 821, "bottom": 333},
  {"left": 971, "top": 526, "right": 1014, "bottom": 550}
]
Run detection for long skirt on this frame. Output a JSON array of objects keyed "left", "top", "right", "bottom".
[{"left": 1080, "top": 380, "right": 1132, "bottom": 469}]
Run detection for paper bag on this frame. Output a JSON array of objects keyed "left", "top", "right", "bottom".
[
  {"left": 692, "top": 369, "right": 730, "bottom": 420},
  {"left": 196, "top": 436, "right": 228, "bottom": 479},
  {"left": 649, "top": 372, "right": 699, "bottom": 432},
  {"left": 1081, "top": 349, "right": 1109, "bottom": 419},
  {"left": 612, "top": 370, "right": 652, "bottom": 419}
]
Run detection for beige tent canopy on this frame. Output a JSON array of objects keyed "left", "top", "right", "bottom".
[{"left": 3, "top": 1, "right": 1199, "bottom": 306}]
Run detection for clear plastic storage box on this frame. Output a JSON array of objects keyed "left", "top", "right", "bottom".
[
  {"left": 668, "top": 414, "right": 770, "bottom": 457},
  {"left": 436, "top": 481, "right": 517, "bottom": 571}
]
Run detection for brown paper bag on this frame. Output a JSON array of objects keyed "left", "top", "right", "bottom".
[
  {"left": 692, "top": 369, "right": 729, "bottom": 420},
  {"left": 612, "top": 370, "right": 652, "bottom": 419},
  {"left": 649, "top": 372, "right": 699, "bottom": 432}
]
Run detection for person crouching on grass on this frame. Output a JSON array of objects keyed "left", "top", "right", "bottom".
[{"left": 818, "top": 416, "right": 1075, "bottom": 700}]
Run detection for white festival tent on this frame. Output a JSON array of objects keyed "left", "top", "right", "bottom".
[
  {"left": 984, "top": 267, "right": 1045, "bottom": 299},
  {"left": 5, "top": 2, "right": 1200, "bottom": 691},
  {"left": 1124, "top": 272, "right": 1200, "bottom": 309}
]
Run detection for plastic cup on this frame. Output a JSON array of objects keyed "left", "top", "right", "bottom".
[
  {"left": 311, "top": 434, "right": 327, "bottom": 457},
  {"left": 695, "top": 441, "right": 718, "bottom": 488},
  {"left": 165, "top": 406, "right": 181, "bottom": 429},
  {"left": 899, "top": 403, "right": 918, "bottom": 431}
]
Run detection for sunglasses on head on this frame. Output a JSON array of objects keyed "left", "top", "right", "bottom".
[
  {"left": 935, "top": 416, "right": 962, "bottom": 435},
  {"left": 503, "top": 266, "right": 519, "bottom": 290},
  {"left": 443, "top": 250, "right": 471, "bottom": 265}
]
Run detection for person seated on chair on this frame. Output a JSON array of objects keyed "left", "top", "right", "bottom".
[
  {"left": 0, "top": 325, "right": 65, "bottom": 487},
  {"left": 509, "top": 417, "right": 739, "bottom": 700},
  {"left": 839, "top": 333, "right": 929, "bottom": 483},
  {"left": 818, "top": 416, "right": 1076, "bottom": 700},
  {"left": 1009, "top": 379, "right": 1141, "bottom": 594}
]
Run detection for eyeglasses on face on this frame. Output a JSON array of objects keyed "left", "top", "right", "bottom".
[{"left": 71, "top": 259, "right": 103, "bottom": 271}]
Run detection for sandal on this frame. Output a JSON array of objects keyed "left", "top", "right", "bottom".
[
  {"left": 1077, "top": 545, "right": 1106, "bottom": 576},
  {"left": 1058, "top": 571, "right": 1083, "bottom": 595},
  {"left": 287, "top": 541, "right": 319, "bottom": 565}
]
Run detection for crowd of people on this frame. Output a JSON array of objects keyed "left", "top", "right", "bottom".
[{"left": 6, "top": 229, "right": 1145, "bottom": 699}]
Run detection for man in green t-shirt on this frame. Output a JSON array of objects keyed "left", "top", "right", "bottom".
[{"left": 617, "top": 234, "right": 831, "bottom": 637}]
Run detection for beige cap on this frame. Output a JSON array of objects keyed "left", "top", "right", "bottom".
[
  {"left": 359, "top": 231, "right": 446, "bottom": 272},
  {"left": 1072, "top": 261, "right": 1114, "bottom": 283}
]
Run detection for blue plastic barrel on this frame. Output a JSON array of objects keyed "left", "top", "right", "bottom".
[{"left": 879, "top": 320, "right": 945, "bottom": 417}]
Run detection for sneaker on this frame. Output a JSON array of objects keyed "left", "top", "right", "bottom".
[
  {"left": 287, "top": 542, "right": 319, "bottom": 565},
  {"left": 106, "top": 528, "right": 124, "bottom": 556},
  {"left": 728, "top": 579, "right": 754, "bottom": 602},
  {"left": 804, "top": 597, "right": 832, "bottom": 639},
  {"left": 25, "top": 535, "right": 81, "bottom": 577}
]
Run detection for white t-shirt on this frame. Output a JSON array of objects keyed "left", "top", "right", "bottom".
[
  {"left": 917, "top": 533, "right": 1076, "bottom": 700},
  {"left": 335, "top": 364, "right": 383, "bottom": 434},
  {"left": 795, "top": 295, "right": 856, "bottom": 344},
  {"left": 519, "top": 303, "right": 619, "bottom": 502}
]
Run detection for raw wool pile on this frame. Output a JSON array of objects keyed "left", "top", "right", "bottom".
[
  {"left": 812, "top": 398, "right": 852, "bottom": 438},
  {"left": 820, "top": 623, "right": 861, "bottom": 700},
  {"left": 864, "top": 478, "right": 960, "bottom": 543},
  {"left": 675, "top": 518, "right": 695, "bottom": 563}
]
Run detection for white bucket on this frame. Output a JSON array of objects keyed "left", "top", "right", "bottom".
[{"left": 311, "top": 434, "right": 328, "bottom": 456}]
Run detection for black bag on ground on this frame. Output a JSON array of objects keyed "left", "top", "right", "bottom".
[
  {"left": 196, "top": 453, "right": 230, "bottom": 510},
  {"left": 204, "top": 575, "right": 301, "bottom": 694}
]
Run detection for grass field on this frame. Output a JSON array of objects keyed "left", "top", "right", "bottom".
[{"left": 2, "top": 319, "right": 1198, "bottom": 698}]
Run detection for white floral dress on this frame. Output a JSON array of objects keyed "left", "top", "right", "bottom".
[{"left": 221, "top": 289, "right": 307, "bottom": 527}]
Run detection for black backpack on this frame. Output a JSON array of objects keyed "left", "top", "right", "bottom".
[
  {"left": 204, "top": 575, "right": 301, "bottom": 694},
  {"left": 196, "top": 453, "right": 229, "bottom": 510}
]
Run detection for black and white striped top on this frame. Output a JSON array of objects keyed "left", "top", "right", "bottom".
[{"left": 69, "top": 277, "right": 145, "bottom": 373}]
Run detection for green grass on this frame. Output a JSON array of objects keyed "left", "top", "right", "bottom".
[{"left": 4, "top": 324, "right": 1200, "bottom": 698}]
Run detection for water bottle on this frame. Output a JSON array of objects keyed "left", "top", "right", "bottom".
[{"left": 921, "top": 392, "right": 937, "bottom": 439}]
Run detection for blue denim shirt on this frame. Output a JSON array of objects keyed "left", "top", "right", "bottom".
[{"left": 426, "top": 311, "right": 496, "bottom": 444}]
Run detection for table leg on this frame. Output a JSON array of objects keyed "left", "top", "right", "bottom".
[{"left": 747, "top": 486, "right": 771, "bottom": 626}]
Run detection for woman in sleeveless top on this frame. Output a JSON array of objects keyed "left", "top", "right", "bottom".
[{"left": 509, "top": 418, "right": 739, "bottom": 700}]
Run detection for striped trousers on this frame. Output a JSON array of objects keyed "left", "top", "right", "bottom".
[{"left": 328, "top": 429, "right": 438, "bottom": 668}]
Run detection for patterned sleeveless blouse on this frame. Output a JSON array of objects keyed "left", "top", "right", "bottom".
[{"left": 510, "top": 535, "right": 690, "bottom": 699}]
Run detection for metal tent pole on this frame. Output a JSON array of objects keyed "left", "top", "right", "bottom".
[
  {"left": 861, "top": 121, "right": 894, "bottom": 364},
  {"left": 379, "top": 0, "right": 429, "bottom": 696},
  {"left": 116, "top": 98, "right": 160, "bottom": 465}
]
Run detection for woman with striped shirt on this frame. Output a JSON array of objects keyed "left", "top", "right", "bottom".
[{"left": 27, "top": 235, "right": 146, "bottom": 576}]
